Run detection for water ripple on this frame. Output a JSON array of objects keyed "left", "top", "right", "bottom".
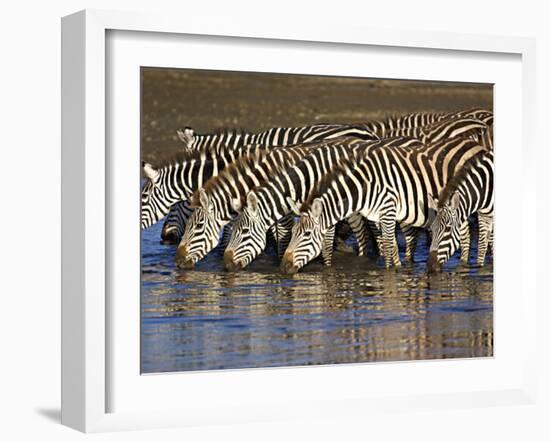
[{"left": 141, "top": 222, "right": 493, "bottom": 373}]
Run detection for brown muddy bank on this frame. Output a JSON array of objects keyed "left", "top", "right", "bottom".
[{"left": 141, "top": 68, "right": 492, "bottom": 163}]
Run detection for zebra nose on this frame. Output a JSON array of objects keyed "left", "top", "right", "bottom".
[
  {"left": 280, "top": 251, "right": 298, "bottom": 275},
  {"left": 176, "top": 245, "right": 195, "bottom": 269},
  {"left": 427, "top": 251, "right": 442, "bottom": 273},
  {"left": 223, "top": 249, "right": 241, "bottom": 272}
]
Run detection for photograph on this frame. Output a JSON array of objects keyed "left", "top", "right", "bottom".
[{"left": 140, "top": 67, "right": 494, "bottom": 374}]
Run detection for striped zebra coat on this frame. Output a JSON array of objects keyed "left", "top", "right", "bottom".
[
  {"left": 281, "top": 136, "right": 487, "bottom": 273},
  {"left": 141, "top": 144, "right": 267, "bottom": 230},
  {"left": 157, "top": 109, "right": 492, "bottom": 242},
  {"left": 223, "top": 137, "right": 424, "bottom": 271},
  {"left": 158, "top": 123, "right": 380, "bottom": 243},
  {"left": 427, "top": 150, "right": 494, "bottom": 272},
  {"left": 175, "top": 143, "right": 324, "bottom": 269},
  {"left": 224, "top": 113, "right": 493, "bottom": 271}
]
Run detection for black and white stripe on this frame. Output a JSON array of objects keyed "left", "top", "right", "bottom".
[
  {"left": 160, "top": 200, "right": 193, "bottom": 244},
  {"left": 154, "top": 123, "right": 381, "bottom": 242},
  {"left": 427, "top": 150, "right": 494, "bottom": 271},
  {"left": 223, "top": 112, "right": 494, "bottom": 271},
  {"left": 175, "top": 144, "right": 321, "bottom": 269},
  {"left": 141, "top": 146, "right": 256, "bottom": 230},
  {"left": 223, "top": 137, "right": 423, "bottom": 271},
  {"left": 280, "top": 137, "right": 487, "bottom": 273}
]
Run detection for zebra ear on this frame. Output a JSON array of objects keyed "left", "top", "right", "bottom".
[
  {"left": 450, "top": 193, "right": 460, "bottom": 210},
  {"left": 247, "top": 191, "right": 259, "bottom": 216},
  {"left": 286, "top": 197, "right": 301, "bottom": 216},
  {"left": 142, "top": 161, "right": 160, "bottom": 183},
  {"left": 231, "top": 197, "right": 242, "bottom": 212},
  {"left": 177, "top": 127, "right": 195, "bottom": 148},
  {"left": 311, "top": 198, "right": 323, "bottom": 220},
  {"left": 427, "top": 194, "right": 439, "bottom": 211},
  {"left": 199, "top": 188, "right": 210, "bottom": 209}
]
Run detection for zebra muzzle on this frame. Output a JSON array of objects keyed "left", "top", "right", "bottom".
[
  {"left": 280, "top": 251, "right": 298, "bottom": 275},
  {"left": 176, "top": 245, "right": 195, "bottom": 269},
  {"left": 223, "top": 250, "right": 242, "bottom": 272},
  {"left": 427, "top": 251, "right": 442, "bottom": 273}
]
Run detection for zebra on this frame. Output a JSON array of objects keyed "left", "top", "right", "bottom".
[
  {"left": 356, "top": 108, "right": 491, "bottom": 139},
  {"left": 141, "top": 144, "right": 267, "bottom": 230},
  {"left": 223, "top": 114, "right": 493, "bottom": 271},
  {"left": 156, "top": 123, "right": 381, "bottom": 243},
  {"left": 160, "top": 200, "right": 193, "bottom": 244},
  {"left": 176, "top": 124, "right": 379, "bottom": 152},
  {"left": 175, "top": 143, "right": 324, "bottom": 269},
  {"left": 427, "top": 150, "right": 494, "bottom": 272},
  {"left": 223, "top": 137, "right": 424, "bottom": 272},
  {"left": 280, "top": 136, "right": 487, "bottom": 273},
  {"left": 146, "top": 111, "right": 492, "bottom": 241}
]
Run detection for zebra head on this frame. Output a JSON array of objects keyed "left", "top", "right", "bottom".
[
  {"left": 141, "top": 162, "right": 175, "bottom": 229},
  {"left": 224, "top": 191, "right": 268, "bottom": 272},
  {"left": 427, "top": 193, "right": 461, "bottom": 273},
  {"left": 281, "top": 198, "right": 325, "bottom": 274},
  {"left": 176, "top": 188, "right": 227, "bottom": 269}
]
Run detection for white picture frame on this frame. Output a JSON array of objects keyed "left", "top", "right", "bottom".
[{"left": 61, "top": 9, "right": 537, "bottom": 433}]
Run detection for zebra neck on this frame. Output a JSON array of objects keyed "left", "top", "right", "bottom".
[
  {"left": 257, "top": 187, "right": 287, "bottom": 226},
  {"left": 170, "top": 155, "right": 220, "bottom": 199},
  {"left": 193, "top": 132, "right": 252, "bottom": 151},
  {"left": 318, "top": 192, "right": 358, "bottom": 234},
  {"left": 455, "top": 186, "right": 483, "bottom": 224}
]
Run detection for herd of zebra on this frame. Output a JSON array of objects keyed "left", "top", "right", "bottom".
[{"left": 141, "top": 107, "right": 494, "bottom": 274}]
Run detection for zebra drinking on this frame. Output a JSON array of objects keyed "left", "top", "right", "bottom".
[
  {"left": 157, "top": 109, "right": 491, "bottom": 243},
  {"left": 427, "top": 150, "right": 494, "bottom": 272},
  {"left": 224, "top": 113, "right": 493, "bottom": 271},
  {"left": 175, "top": 144, "right": 322, "bottom": 269},
  {"left": 223, "top": 137, "right": 423, "bottom": 272},
  {"left": 157, "top": 124, "right": 380, "bottom": 243},
  {"left": 281, "top": 137, "right": 487, "bottom": 273}
]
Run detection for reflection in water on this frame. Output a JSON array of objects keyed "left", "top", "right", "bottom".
[{"left": 141, "top": 223, "right": 493, "bottom": 373}]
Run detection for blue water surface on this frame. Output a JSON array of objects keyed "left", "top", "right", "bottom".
[{"left": 141, "top": 222, "right": 493, "bottom": 374}]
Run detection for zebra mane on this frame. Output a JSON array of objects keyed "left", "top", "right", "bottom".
[
  {"left": 209, "top": 127, "right": 248, "bottom": 137},
  {"left": 190, "top": 150, "right": 269, "bottom": 207},
  {"left": 436, "top": 149, "right": 492, "bottom": 209},
  {"left": 299, "top": 154, "right": 360, "bottom": 213},
  {"left": 148, "top": 146, "right": 219, "bottom": 170}
]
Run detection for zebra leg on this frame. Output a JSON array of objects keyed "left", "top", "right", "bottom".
[
  {"left": 477, "top": 213, "right": 493, "bottom": 266},
  {"left": 459, "top": 221, "right": 471, "bottom": 263},
  {"left": 334, "top": 222, "right": 355, "bottom": 253},
  {"left": 400, "top": 224, "right": 418, "bottom": 262},
  {"left": 321, "top": 225, "right": 336, "bottom": 266},
  {"left": 380, "top": 215, "right": 400, "bottom": 268},
  {"left": 346, "top": 213, "right": 368, "bottom": 256},
  {"left": 368, "top": 220, "right": 384, "bottom": 257}
]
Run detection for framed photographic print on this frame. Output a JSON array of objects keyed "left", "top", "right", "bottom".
[{"left": 61, "top": 9, "right": 537, "bottom": 433}]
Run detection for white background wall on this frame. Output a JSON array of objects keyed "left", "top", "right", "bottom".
[{"left": 0, "top": 1, "right": 548, "bottom": 440}]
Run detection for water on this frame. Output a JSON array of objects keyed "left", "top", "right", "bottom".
[{"left": 141, "top": 222, "right": 493, "bottom": 374}]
